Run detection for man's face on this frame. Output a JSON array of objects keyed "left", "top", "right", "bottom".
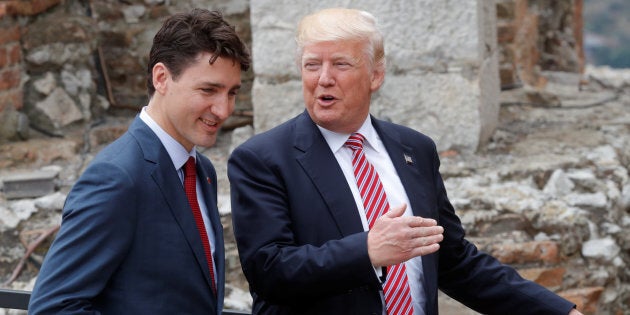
[
  {"left": 152, "top": 52, "right": 241, "bottom": 151},
  {"left": 301, "top": 40, "right": 384, "bottom": 133}
]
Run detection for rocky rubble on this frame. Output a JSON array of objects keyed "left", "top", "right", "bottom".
[{"left": 1, "top": 66, "right": 629, "bottom": 314}]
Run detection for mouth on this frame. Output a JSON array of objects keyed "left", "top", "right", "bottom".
[
  {"left": 317, "top": 94, "right": 337, "bottom": 104},
  {"left": 200, "top": 117, "right": 219, "bottom": 128}
]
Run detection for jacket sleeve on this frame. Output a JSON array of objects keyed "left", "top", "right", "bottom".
[{"left": 28, "top": 161, "right": 138, "bottom": 315}]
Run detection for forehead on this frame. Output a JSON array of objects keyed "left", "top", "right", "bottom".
[
  {"left": 301, "top": 40, "right": 366, "bottom": 59},
  {"left": 179, "top": 53, "right": 242, "bottom": 85}
]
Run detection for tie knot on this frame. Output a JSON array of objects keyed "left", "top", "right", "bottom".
[
  {"left": 184, "top": 156, "right": 196, "bottom": 178},
  {"left": 345, "top": 133, "right": 365, "bottom": 151}
]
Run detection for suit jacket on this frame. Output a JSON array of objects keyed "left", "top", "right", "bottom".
[
  {"left": 29, "top": 117, "right": 225, "bottom": 314},
  {"left": 228, "top": 111, "right": 574, "bottom": 315}
]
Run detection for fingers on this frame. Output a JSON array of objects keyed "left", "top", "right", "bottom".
[
  {"left": 407, "top": 215, "right": 438, "bottom": 228},
  {"left": 411, "top": 225, "right": 444, "bottom": 239},
  {"left": 385, "top": 204, "right": 438, "bottom": 228},
  {"left": 409, "top": 227, "right": 444, "bottom": 248},
  {"left": 383, "top": 203, "right": 406, "bottom": 218},
  {"left": 411, "top": 243, "right": 441, "bottom": 257}
]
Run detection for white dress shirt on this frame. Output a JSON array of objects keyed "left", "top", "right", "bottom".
[
  {"left": 317, "top": 116, "right": 426, "bottom": 315},
  {"left": 139, "top": 107, "right": 217, "bottom": 285}
]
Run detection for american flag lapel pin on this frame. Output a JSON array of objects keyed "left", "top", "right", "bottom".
[
  {"left": 206, "top": 177, "right": 212, "bottom": 184},
  {"left": 404, "top": 153, "right": 413, "bottom": 165}
]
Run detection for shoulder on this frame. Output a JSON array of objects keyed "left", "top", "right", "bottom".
[
  {"left": 373, "top": 117, "right": 437, "bottom": 149},
  {"left": 92, "top": 132, "right": 143, "bottom": 169},
  {"left": 236, "top": 114, "right": 301, "bottom": 151}
]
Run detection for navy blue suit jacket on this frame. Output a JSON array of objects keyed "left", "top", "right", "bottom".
[
  {"left": 29, "top": 117, "right": 225, "bottom": 314},
  {"left": 228, "top": 111, "right": 574, "bottom": 315}
]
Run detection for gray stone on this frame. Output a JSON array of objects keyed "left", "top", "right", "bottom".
[
  {"left": 229, "top": 125, "right": 254, "bottom": 155},
  {"left": 122, "top": 5, "right": 146, "bottom": 24},
  {"left": 79, "top": 93, "right": 92, "bottom": 121},
  {"left": 582, "top": 237, "right": 621, "bottom": 261},
  {"left": 33, "top": 72, "right": 57, "bottom": 95},
  {"left": 61, "top": 67, "right": 93, "bottom": 96},
  {"left": 373, "top": 72, "right": 483, "bottom": 152},
  {"left": 95, "top": 95, "right": 111, "bottom": 111},
  {"left": 621, "top": 184, "right": 630, "bottom": 211},
  {"left": 566, "top": 169, "right": 598, "bottom": 192},
  {"left": 218, "top": 193, "right": 231, "bottom": 216},
  {"left": 25, "top": 43, "right": 93, "bottom": 67},
  {"left": 224, "top": 284, "right": 252, "bottom": 311},
  {"left": 0, "top": 109, "right": 29, "bottom": 143},
  {"left": 543, "top": 169, "right": 574, "bottom": 197},
  {"left": 587, "top": 145, "right": 619, "bottom": 168},
  {"left": 34, "top": 87, "right": 83, "bottom": 129},
  {"left": 9, "top": 199, "right": 37, "bottom": 221},
  {"left": 565, "top": 192, "right": 608, "bottom": 210},
  {"left": 1, "top": 169, "right": 58, "bottom": 199},
  {"left": 0, "top": 205, "right": 21, "bottom": 231},
  {"left": 585, "top": 65, "right": 630, "bottom": 89},
  {"left": 252, "top": 80, "right": 304, "bottom": 133},
  {"left": 34, "top": 192, "right": 67, "bottom": 212}
]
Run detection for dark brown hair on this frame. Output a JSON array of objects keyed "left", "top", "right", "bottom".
[{"left": 147, "top": 8, "right": 251, "bottom": 97}]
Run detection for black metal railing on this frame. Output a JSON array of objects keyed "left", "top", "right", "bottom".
[
  {"left": 0, "top": 289, "right": 30, "bottom": 310},
  {"left": 0, "top": 288, "right": 250, "bottom": 314}
]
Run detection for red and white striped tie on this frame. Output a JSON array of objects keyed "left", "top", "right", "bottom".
[{"left": 345, "top": 133, "right": 414, "bottom": 315}]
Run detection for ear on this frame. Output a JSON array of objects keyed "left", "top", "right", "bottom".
[
  {"left": 152, "top": 62, "right": 170, "bottom": 95},
  {"left": 370, "top": 65, "right": 385, "bottom": 92}
]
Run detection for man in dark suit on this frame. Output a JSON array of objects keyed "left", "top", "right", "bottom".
[
  {"left": 28, "top": 9, "right": 250, "bottom": 314},
  {"left": 228, "top": 8, "right": 582, "bottom": 315}
]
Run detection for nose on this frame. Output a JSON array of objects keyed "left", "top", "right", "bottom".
[
  {"left": 318, "top": 64, "right": 335, "bottom": 86},
  {"left": 211, "top": 95, "right": 234, "bottom": 121}
]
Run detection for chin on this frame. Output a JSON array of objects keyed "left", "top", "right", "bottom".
[{"left": 196, "top": 137, "right": 217, "bottom": 149}]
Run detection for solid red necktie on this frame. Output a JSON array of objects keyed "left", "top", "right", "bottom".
[
  {"left": 184, "top": 157, "right": 217, "bottom": 294},
  {"left": 345, "top": 133, "right": 413, "bottom": 315}
]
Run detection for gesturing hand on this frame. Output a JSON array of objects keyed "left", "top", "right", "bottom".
[{"left": 367, "top": 204, "right": 444, "bottom": 267}]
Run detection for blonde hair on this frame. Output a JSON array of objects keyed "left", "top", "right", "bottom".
[{"left": 296, "top": 8, "right": 385, "bottom": 71}]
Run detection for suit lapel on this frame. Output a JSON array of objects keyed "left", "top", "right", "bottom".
[
  {"left": 294, "top": 112, "right": 365, "bottom": 236},
  {"left": 196, "top": 157, "right": 225, "bottom": 308},
  {"left": 373, "top": 118, "right": 430, "bottom": 218},
  {"left": 129, "top": 117, "right": 218, "bottom": 301}
]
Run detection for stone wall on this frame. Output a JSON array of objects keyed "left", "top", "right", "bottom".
[
  {"left": 0, "top": 0, "right": 252, "bottom": 142},
  {"left": 0, "top": 0, "right": 52, "bottom": 142},
  {"left": 0, "top": 0, "right": 587, "bottom": 149}
]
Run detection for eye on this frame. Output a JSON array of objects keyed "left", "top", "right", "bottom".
[
  {"left": 303, "top": 62, "right": 321, "bottom": 71},
  {"left": 335, "top": 61, "right": 352, "bottom": 68}
]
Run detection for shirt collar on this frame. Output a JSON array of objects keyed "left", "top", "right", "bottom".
[
  {"left": 139, "top": 106, "right": 196, "bottom": 170},
  {"left": 317, "top": 116, "right": 383, "bottom": 154}
]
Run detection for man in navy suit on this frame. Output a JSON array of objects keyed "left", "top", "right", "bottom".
[
  {"left": 228, "top": 8, "right": 583, "bottom": 315},
  {"left": 28, "top": 9, "right": 250, "bottom": 314}
]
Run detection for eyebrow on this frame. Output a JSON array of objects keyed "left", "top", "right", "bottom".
[
  {"left": 302, "top": 53, "right": 359, "bottom": 63},
  {"left": 199, "top": 82, "right": 242, "bottom": 90}
]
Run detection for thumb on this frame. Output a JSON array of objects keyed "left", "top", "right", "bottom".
[{"left": 384, "top": 203, "right": 407, "bottom": 218}]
